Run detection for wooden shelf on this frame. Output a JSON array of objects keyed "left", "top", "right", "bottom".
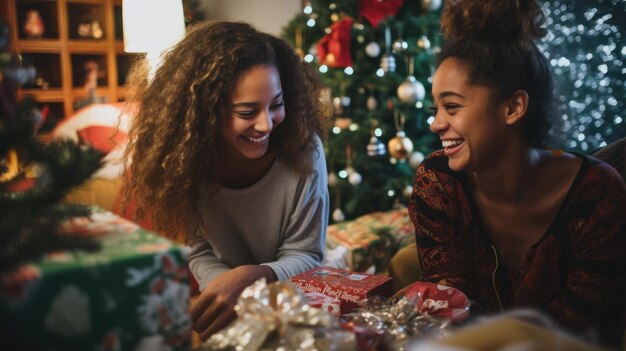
[
  {"left": 17, "top": 89, "right": 65, "bottom": 102},
  {"left": 3, "top": 0, "right": 131, "bottom": 129},
  {"left": 17, "top": 40, "right": 63, "bottom": 52}
]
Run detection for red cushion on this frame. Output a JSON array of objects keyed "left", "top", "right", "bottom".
[
  {"left": 76, "top": 126, "right": 128, "bottom": 154},
  {"left": 51, "top": 103, "right": 131, "bottom": 155}
]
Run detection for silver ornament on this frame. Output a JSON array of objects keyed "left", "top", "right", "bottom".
[
  {"left": 365, "top": 41, "right": 381, "bottom": 57},
  {"left": 420, "top": 0, "right": 442, "bottom": 11},
  {"left": 332, "top": 208, "right": 345, "bottom": 222},
  {"left": 409, "top": 151, "right": 425, "bottom": 168},
  {"left": 397, "top": 77, "right": 426, "bottom": 103},
  {"left": 403, "top": 185, "right": 413, "bottom": 198},
  {"left": 367, "top": 135, "right": 386, "bottom": 156},
  {"left": 380, "top": 54, "right": 396, "bottom": 73},
  {"left": 341, "top": 96, "right": 351, "bottom": 107},
  {"left": 348, "top": 171, "right": 362, "bottom": 185}
]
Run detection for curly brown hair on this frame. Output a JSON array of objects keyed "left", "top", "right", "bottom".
[
  {"left": 438, "top": 0, "right": 556, "bottom": 147},
  {"left": 121, "top": 21, "right": 329, "bottom": 241}
]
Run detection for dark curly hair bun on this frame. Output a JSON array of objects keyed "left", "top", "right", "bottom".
[{"left": 441, "top": 0, "right": 547, "bottom": 42}]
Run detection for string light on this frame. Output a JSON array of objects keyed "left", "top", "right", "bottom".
[{"left": 539, "top": 0, "right": 625, "bottom": 152}]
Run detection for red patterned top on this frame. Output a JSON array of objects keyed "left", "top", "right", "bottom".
[{"left": 409, "top": 150, "right": 626, "bottom": 346}]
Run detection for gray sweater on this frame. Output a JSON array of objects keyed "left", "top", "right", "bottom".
[{"left": 188, "top": 136, "right": 328, "bottom": 290}]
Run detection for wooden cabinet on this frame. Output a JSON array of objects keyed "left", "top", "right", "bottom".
[{"left": 1, "top": 0, "right": 140, "bottom": 132}]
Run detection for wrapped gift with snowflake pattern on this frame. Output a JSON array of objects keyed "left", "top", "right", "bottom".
[
  {"left": 325, "top": 207, "right": 415, "bottom": 273},
  {"left": 0, "top": 210, "right": 192, "bottom": 351}
]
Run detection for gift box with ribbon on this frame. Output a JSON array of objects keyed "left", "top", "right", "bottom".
[
  {"left": 0, "top": 210, "right": 191, "bottom": 351},
  {"left": 289, "top": 266, "right": 392, "bottom": 314},
  {"left": 200, "top": 279, "right": 356, "bottom": 351}
]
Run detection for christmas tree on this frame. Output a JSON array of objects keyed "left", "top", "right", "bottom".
[
  {"left": 283, "top": 0, "right": 442, "bottom": 222},
  {"left": 0, "top": 19, "right": 102, "bottom": 274},
  {"left": 283, "top": 0, "right": 625, "bottom": 222}
]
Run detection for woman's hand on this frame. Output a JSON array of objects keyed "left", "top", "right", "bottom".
[{"left": 190, "top": 265, "right": 277, "bottom": 340}]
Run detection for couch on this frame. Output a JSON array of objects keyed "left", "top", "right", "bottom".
[{"left": 51, "top": 103, "right": 130, "bottom": 212}]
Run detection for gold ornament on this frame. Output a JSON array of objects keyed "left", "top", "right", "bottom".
[
  {"left": 388, "top": 131, "right": 414, "bottom": 159},
  {"left": 417, "top": 35, "right": 431, "bottom": 50},
  {"left": 388, "top": 111, "right": 413, "bottom": 160}
]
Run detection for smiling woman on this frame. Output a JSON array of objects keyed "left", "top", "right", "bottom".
[
  {"left": 120, "top": 21, "right": 330, "bottom": 340},
  {"left": 407, "top": 0, "right": 626, "bottom": 348}
]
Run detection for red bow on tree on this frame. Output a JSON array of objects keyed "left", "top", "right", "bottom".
[
  {"left": 359, "top": 0, "right": 405, "bottom": 29},
  {"left": 316, "top": 16, "right": 355, "bottom": 68}
]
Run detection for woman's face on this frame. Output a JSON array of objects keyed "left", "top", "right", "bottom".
[
  {"left": 430, "top": 58, "right": 509, "bottom": 172},
  {"left": 221, "top": 64, "right": 285, "bottom": 161}
]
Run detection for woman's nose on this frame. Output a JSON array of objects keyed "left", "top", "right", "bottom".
[
  {"left": 429, "top": 114, "right": 448, "bottom": 134},
  {"left": 255, "top": 110, "right": 273, "bottom": 132}
]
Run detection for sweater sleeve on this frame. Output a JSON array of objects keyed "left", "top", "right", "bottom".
[
  {"left": 547, "top": 163, "right": 626, "bottom": 346},
  {"left": 262, "top": 138, "right": 329, "bottom": 280},
  {"left": 187, "top": 239, "right": 232, "bottom": 290},
  {"left": 408, "top": 154, "right": 480, "bottom": 299}
]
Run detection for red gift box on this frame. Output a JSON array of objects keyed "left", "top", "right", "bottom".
[{"left": 290, "top": 266, "right": 392, "bottom": 314}]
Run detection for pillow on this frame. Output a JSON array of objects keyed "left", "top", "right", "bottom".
[
  {"left": 51, "top": 103, "right": 131, "bottom": 154},
  {"left": 51, "top": 103, "right": 133, "bottom": 179}
]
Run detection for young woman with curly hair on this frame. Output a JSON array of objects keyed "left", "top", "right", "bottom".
[
  {"left": 122, "top": 21, "right": 330, "bottom": 340},
  {"left": 407, "top": 0, "right": 626, "bottom": 347}
]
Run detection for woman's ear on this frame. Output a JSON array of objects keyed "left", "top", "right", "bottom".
[{"left": 504, "top": 90, "right": 528, "bottom": 125}]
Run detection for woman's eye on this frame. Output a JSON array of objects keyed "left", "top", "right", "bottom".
[
  {"left": 445, "top": 104, "right": 460, "bottom": 111},
  {"left": 235, "top": 110, "right": 255, "bottom": 118},
  {"left": 429, "top": 106, "right": 438, "bottom": 114},
  {"left": 271, "top": 101, "right": 285, "bottom": 109}
]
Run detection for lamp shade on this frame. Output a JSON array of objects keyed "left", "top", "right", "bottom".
[{"left": 122, "top": 0, "right": 185, "bottom": 54}]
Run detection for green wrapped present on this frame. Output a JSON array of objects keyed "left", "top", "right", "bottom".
[{"left": 0, "top": 211, "right": 192, "bottom": 351}]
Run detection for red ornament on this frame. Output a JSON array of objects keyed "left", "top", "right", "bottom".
[
  {"left": 359, "top": 0, "right": 405, "bottom": 29},
  {"left": 316, "top": 16, "right": 355, "bottom": 68}
]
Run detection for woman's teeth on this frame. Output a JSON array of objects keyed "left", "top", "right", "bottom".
[
  {"left": 246, "top": 134, "right": 269, "bottom": 143},
  {"left": 442, "top": 139, "right": 464, "bottom": 148}
]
